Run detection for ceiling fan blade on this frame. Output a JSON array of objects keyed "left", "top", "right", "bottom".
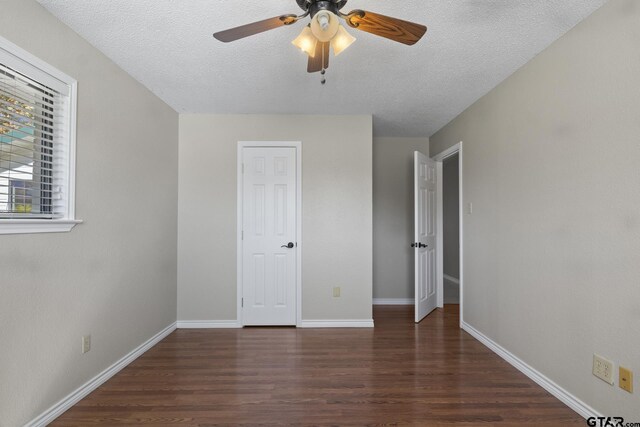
[
  {"left": 307, "top": 41, "right": 330, "bottom": 73},
  {"left": 214, "top": 14, "right": 298, "bottom": 42},
  {"left": 322, "top": 41, "right": 330, "bottom": 69},
  {"left": 343, "top": 10, "right": 427, "bottom": 46}
]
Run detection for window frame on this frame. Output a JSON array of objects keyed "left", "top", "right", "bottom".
[{"left": 0, "top": 35, "right": 81, "bottom": 235}]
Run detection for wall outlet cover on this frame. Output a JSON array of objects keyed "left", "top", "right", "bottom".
[
  {"left": 82, "top": 335, "right": 91, "bottom": 354},
  {"left": 592, "top": 354, "right": 614, "bottom": 385},
  {"left": 333, "top": 287, "right": 341, "bottom": 298}
]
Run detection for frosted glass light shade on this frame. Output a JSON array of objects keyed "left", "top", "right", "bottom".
[
  {"left": 292, "top": 26, "right": 318, "bottom": 57},
  {"left": 331, "top": 25, "right": 356, "bottom": 56},
  {"left": 311, "top": 11, "right": 339, "bottom": 42}
]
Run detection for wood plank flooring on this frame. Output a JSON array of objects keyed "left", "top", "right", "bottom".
[{"left": 52, "top": 305, "right": 583, "bottom": 426}]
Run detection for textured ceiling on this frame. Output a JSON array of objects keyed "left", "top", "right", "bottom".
[{"left": 36, "top": 0, "right": 607, "bottom": 137}]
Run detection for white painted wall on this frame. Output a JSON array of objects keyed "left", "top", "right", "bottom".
[
  {"left": 178, "top": 115, "right": 373, "bottom": 322},
  {"left": 431, "top": 0, "right": 639, "bottom": 418},
  {"left": 0, "top": 2, "right": 178, "bottom": 426},
  {"left": 372, "top": 137, "right": 429, "bottom": 300}
]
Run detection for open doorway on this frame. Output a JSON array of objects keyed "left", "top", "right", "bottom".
[
  {"left": 442, "top": 154, "right": 460, "bottom": 305},
  {"left": 413, "top": 144, "right": 464, "bottom": 324},
  {"left": 433, "top": 142, "right": 463, "bottom": 326}
]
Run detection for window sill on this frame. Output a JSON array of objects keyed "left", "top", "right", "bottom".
[{"left": 0, "top": 219, "right": 83, "bottom": 235}]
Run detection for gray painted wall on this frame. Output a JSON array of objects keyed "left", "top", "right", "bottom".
[
  {"left": 430, "top": 0, "right": 639, "bottom": 419},
  {"left": 178, "top": 115, "right": 373, "bottom": 322},
  {"left": 443, "top": 154, "right": 459, "bottom": 280},
  {"left": 373, "top": 137, "right": 429, "bottom": 300},
  {"left": 0, "top": 1, "right": 179, "bottom": 426}
]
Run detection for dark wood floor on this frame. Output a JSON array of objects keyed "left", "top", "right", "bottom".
[{"left": 52, "top": 305, "right": 583, "bottom": 426}]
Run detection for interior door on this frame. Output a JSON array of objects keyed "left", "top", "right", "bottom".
[
  {"left": 414, "top": 151, "right": 438, "bottom": 323},
  {"left": 242, "top": 147, "right": 297, "bottom": 325}
]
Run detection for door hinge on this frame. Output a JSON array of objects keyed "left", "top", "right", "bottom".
[
  {"left": 242, "top": 163, "right": 245, "bottom": 174},
  {"left": 241, "top": 298, "right": 244, "bottom": 307},
  {"left": 241, "top": 230, "right": 244, "bottom": 240}
]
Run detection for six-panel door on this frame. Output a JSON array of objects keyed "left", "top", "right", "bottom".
[
  {"left": 242, "top": 147, "right": 297, "bottom": 325},
  {"left": 415, "top": 151, "right": 438, "bottom": 323}
]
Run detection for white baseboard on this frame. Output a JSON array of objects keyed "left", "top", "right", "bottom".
[
  {"left": 178, "top": 319, "right": 375, "bottom": 328},
  {"left": 373, "top": 298, "right": 413, "bottom": 305},
  {"left": 177, "top": 320, "right": 241, "bottom": 329},
  {"left": 461, "top": 321, "right": 600, "bottom": 420},
  {"left": 26, "top": 322, "right": 177, "bottom": 427},
  {"left": 298, "top": 319, "right": 374, "bottom": 328},
  {"left": 443, "top": 274, "right": 460, "bottom": 285}
]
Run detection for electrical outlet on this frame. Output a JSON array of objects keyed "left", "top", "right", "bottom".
[
  {"left": 467, "top": 202, "right": 473, "bottom": 214},
  {"left": 619, "top": 366, "right": 633, "bottom": 393},
  {"left": 593, "top": 354, "right": 614, "bottom": 385},
  {"left": 82, "top": 335, "right": 91, "bottom": 354},
  {"left": 333, "top": 287, "right": 341, "bottom": 298}
]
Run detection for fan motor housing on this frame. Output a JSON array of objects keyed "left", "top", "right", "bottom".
[{"left": 297, "top": 0, "right": 348, "bottom": 14}]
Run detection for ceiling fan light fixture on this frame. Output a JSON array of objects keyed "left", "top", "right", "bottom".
[
  {"left": 310, "top": 10, "right": 339, "bottom": 42},
  {"left": 213, "top": 1, "right": 428, "bottom": 77},
  {"left": 292, "top": 25, "right": 318, "bottom": 57},
  {"left": 331, "top": 25, "right": 356, "bottom": 56}
]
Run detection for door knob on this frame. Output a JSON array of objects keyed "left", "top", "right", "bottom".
[
  {"left": 411, "top": 242, "right": 428, "bottom": 248},
  {"left": 281, "top": 242, "right": 295, "bottom": 249}
]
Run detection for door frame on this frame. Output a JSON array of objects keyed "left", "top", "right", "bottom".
[
  {"left": 432, "top": 142, "right": 464, "bottom": 327},
  {"left": 237, "top": 141, "right": 303, "bottom": 327}
]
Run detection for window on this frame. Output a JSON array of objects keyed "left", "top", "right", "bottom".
[{"left": 0, "top": 36, "right": 79, "bottom": 234}]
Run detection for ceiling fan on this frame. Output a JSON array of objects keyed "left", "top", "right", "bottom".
[{"left": 213, "top": 0, "right": 427, "bottom": 78}]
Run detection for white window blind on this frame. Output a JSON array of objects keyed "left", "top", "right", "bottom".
[{"left": 0, "top": 60, "right": 71, "bottom": 219}]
